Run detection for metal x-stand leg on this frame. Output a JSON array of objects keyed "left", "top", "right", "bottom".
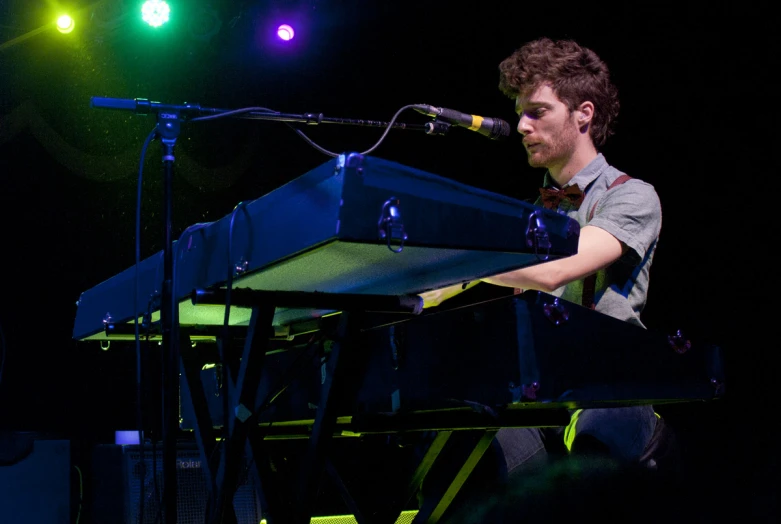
[
  {"left": 292, "top": 309, "right": 371, "bottom": 523},
  {"left": 181, "top": 289, "right": 425, "bottom": 524},
  {"left": 179, "top": 302, "right": 277, "bottom": 524},
  {"left": 412, "top": 430, "right": 498, "bottom": 524}
]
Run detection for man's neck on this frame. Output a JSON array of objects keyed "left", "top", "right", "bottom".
[{"left": 549, "top": 143, "right": 599, "bottom": 187}]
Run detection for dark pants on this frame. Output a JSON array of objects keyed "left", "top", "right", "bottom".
[{"left": 420, "top": 405, "right": 667, "bottom": 523}]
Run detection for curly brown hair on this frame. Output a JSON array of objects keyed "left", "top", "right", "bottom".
[{"left": 498, "top": 38, "right": 619, "bottom": 147}]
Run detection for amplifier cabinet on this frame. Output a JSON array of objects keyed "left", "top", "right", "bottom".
[{"left": 91, "top": 443, "right": 262, "bottom": 524}]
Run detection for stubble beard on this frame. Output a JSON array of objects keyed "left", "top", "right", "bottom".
[{"left": 525, "top": 122, "right": 580, "bottom": 170}]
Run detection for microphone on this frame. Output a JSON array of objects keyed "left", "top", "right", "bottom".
[{"left": 413, "top": 104, "right": 511, "bottom": 140}]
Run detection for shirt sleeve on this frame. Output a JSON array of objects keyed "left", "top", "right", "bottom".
[{"left": 586, "top": 179, "right": 662, "bottom": 266}]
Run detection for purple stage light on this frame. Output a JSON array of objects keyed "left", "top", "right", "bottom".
[{"left": 277, "top": 23, "right": 295, "bottom": 41}]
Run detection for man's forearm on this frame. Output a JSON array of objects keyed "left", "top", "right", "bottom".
[
  {"left": 480, "top": 265, "right": 552, "bottom": 293},
  {"left": 419, "top": 280, "right": 480, "bottom": 308}
]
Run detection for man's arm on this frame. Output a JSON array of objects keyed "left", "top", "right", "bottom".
[
  {"left": 419, "top": 224, "right": 624, "bottom": 308},
  {"left": 481, "top": 225, "right": 624, "bottom": 292},
  {"left": 418, "top": 280, "right": 481, "bottom": 308}
]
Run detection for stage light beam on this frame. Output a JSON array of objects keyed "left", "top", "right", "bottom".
[
  {"left": 56, "top": 14, "right": 75, "bottom": 34},
  {"left": 141, "top": 0, "right": 171, "bottom": 28}
]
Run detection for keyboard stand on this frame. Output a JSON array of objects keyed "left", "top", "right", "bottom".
[{"left": 180, "top": 288, "right": 424, "bottom": 524}]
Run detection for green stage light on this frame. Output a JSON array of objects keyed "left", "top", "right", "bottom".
[
  {"left": 56, "top": 14, "right": 75, "bottom": 34},
  {"left": 141, "top": 0, "right": 170, "bottom": 28}
]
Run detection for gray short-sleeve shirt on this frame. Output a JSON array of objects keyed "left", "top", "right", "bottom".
[{"left": 536, "top": 154, "right": 662, "bottom": 327}]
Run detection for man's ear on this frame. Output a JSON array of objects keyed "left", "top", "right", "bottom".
[{"left": 576, "top": 101, "right": 594, "bottom": 129}]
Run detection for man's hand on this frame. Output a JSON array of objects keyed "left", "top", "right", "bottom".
[{"left": 418, "top": 281, "right": 479, "bottom": 308}]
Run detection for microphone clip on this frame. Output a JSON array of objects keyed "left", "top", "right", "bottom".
[{"left": 424, "top": 119, "right": 452, "bottom": 136}]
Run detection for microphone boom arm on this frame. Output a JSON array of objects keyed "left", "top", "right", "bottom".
[{"left": 90, "top": 96, "right": 439, "bottom": 133}]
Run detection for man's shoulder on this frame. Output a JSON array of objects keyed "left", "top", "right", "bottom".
[
  {"left": 599, "top": 166, "right": 658, "bottom": 196},
  {"left": 587, "top": 165, "right": 661, "bottom": 220}
]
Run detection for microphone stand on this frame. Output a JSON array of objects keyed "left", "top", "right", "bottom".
[
  {"left": 157, "top": 110, "right": 181, "bottom": 524},
  {"left": 88, "top": 96, "right": 450, "bottom": 524}
]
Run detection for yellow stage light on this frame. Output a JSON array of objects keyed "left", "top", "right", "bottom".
[{"left": 56, "top": 15, "right": 75, "bottom": 34}]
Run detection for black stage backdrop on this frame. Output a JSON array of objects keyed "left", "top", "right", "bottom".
[{"left": 0, "top": 1, "right": 775, "bottom": 520}]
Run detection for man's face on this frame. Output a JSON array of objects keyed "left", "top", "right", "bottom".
[{"left": 515, "top": 84, "right": 581, "bottom": 170}]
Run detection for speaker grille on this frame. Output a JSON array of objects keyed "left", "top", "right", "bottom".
[{"left": 125, "top": 447, "right": 262, "bottom": 524}]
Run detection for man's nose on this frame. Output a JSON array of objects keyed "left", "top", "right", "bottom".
[{"left": 517, "top": 116, "right": 531, "bottom": 135}]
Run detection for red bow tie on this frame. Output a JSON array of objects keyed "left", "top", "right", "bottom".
[{"left": 539, "top": 185, "right": 584, "bottom": 210}]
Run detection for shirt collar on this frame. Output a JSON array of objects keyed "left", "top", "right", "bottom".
[{"left": 542, "top": 153, "right": 608, "bottom": 192}]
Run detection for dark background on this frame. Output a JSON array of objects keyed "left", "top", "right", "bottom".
[{"left": 0, "top": 0, "right": 775, "bottom": 520}]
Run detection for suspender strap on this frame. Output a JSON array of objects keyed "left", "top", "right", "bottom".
[{"left": 582, "top": 174, "right": 632, "bottom": 309}]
